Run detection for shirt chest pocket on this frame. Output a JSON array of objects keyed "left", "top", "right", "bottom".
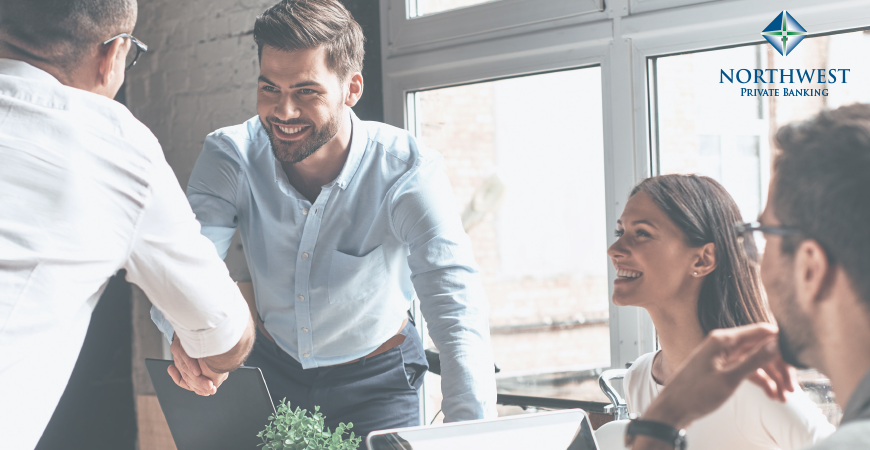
[{"left": 328, "top": 245, "right": 388, "bottom": 304}]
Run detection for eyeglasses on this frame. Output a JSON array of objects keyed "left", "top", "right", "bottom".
[
  {"left": 734, "top": 221, "right": 801, "bottom": 262},
  {"left": 102, "top": 33, "right": 148, "bottom": 70}
]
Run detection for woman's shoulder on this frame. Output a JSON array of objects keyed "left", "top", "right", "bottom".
[
  {"left": 628, "top": 351, "right": 657, "bottom": 371},
  {"left": 624, "top": 351, "right": 661, "bottom": 414},
  {"left": 731, "top": 381, "right": 835, "bottom": 448},
  {"left": 625, "top": 351, "right": 657, "bottom": 380}
]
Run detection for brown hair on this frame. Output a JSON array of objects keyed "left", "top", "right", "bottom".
[
  {"left": 631, "top": 175, "right": 771, "bottom": 334},
  {"left": 773, "top": 104, "right": 870, "bottom": 310},
  {"left": 253, "top": 0, "right": 365, "bottom": 81}
]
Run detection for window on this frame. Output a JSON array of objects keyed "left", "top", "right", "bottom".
[
  {"left": 409, "top": 68, "right": 610, "bottom": 421},
  {"left": 652, "top": 44, "right": 771, "bottom": 223},
  {"left": 408, "top": 0, "right": 499, "bottom": 17},
  {"left": 651, "top": 30, "right": 870, "bottom": 426},
  {"left": 653, "top": 31, "right": 870, "bottom": 223}
]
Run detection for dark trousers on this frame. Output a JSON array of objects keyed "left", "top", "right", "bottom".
[{"left": 244, "top": 319, "right": 429, "bottom": 442}]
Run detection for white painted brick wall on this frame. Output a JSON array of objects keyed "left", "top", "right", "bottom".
[{"left": 127, "top": 1, "right": 277, "bottom": 278}]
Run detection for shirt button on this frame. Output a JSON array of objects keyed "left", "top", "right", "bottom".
[
  {"left": 303, "top": 353, "right": 310, "bottom": 357},
  {"left": 302, "top": 208, "right": 309, "bottom": 215},
  {"left": 302, "top": 327, "right": 309, "bottom": 332},
  {"left": 301, "top": 252, "right": 309, "bottom": 259},
  {"left": 298, "top": 295, "right": 305, "bottom": 301}
]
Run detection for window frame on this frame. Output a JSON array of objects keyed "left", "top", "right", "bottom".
[
  {"left": 379, "top": 0, "right": 870, "bottom": 420},
  {"left": 385, "top": 0, "right": 605, "bottom": 54}
]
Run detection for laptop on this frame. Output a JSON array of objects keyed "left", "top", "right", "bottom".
[
  {"left": 145, "top": 358, "right": 276, "bottom": 450},
  {"left": 366, "top": 409, "right": 600, "bottom": 450}
]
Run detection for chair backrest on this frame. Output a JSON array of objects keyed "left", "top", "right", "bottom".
[
  {"left": 598, "top": 369, "right": 628, "bottom": 420},
  {"left": 593, "top": 419, "right": 630, "bottom": 450}
]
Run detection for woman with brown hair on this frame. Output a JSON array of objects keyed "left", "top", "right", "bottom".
[{"left": 608, "top": 174, "right": 833, "bottom": 450}]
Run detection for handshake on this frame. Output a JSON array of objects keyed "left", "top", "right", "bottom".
[{"left": 167, "top": 314, "right": 256, "bottom": 396}]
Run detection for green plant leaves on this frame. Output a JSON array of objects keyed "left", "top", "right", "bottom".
[{"left": 258, "top": 399, "right": 362, "bottom": 450}]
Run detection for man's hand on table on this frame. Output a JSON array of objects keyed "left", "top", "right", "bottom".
[
  {"left": 168, "top": 333, "right": 225, "bottom": 396},
  {"left": 630, "top": 324, "right": 795, "bottom": 449}
]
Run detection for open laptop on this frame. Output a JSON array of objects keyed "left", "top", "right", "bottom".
[
  {"left": 145, "top": 358, "right": 276, "bottom": 450},
  {"left": 367, "top": 409, "right": 600, "bottom": 450}
]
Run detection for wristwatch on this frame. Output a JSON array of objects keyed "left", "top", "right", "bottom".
[{"left": 624, "top": 415, "right": 687, "bottom": 450}]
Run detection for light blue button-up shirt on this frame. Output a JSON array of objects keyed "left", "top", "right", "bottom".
[{"left": 152, "top": 111, "right": 496, "bottom": 421}]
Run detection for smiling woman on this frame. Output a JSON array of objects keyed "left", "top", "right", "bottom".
[
  {"left": 611, "top": 175, "right": 768, "bottom": 333},
  {"left": 610, "top": 174, "right": 834, "bottom": 450}
]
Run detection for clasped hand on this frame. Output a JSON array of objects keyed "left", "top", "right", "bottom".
[{"left": 167, "top": 333, "right": 228, "bottom": 396}]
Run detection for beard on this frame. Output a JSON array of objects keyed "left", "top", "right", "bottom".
[
  {"left": 778, "top": 325, "right": 809, "bottom": 369},
  {"left": 771, "top": 267, "right": 814, "bottom": 369},
  {"left": 262, "top": 103, "right": 343, "bottom": 164}
]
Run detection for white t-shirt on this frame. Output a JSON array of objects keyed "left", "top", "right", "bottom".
[
  {"left": 0, "top": 59, "right": 250, "bottom": 449},
  {"left": 624, "top": 351, "right": 835, "bottom": 450}
]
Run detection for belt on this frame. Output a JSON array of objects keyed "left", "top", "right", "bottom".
[{"left": 256, "top": 316, "right": 408, "bottom": 366}]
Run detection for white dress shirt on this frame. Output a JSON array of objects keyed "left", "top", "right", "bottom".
[{"left": 0, "top": 59, "right": 250, "bottom": 449}]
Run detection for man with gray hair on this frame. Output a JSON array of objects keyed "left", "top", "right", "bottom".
[{"left": 0, "top": 1, "right": 255, "bottom": 448}]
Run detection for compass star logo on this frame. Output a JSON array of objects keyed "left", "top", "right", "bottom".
[{"left": 762, "top": 11, "right": 808, "bottom": 56}]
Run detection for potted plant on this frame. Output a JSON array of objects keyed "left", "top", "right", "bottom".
[{"left": 258, "top": 399, "right": 362, "bottom": 450}]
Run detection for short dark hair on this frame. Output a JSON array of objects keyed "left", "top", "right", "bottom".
[
  {"left": 253, "top": 0, "right": 365, "bottom": 81},
  {"left": 632, "top": 175, "right": 771, "bottom": 334},
  {"left": 773, "top": 103, "right": 870, "bottom": 309},
  {"left": 0, "top": 0, "right": 136, "bottom": 70}
]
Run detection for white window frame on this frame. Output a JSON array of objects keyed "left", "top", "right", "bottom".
[{"left": 380, "top": 0, "right": 870, "bottom": 415}]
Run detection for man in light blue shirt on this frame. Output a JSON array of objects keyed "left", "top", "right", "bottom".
[{"left": 151, "top": 0, "right": 496, "bottom": 436}]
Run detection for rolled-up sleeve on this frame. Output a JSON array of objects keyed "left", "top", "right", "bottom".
[
  {"left": 127, "top": 149, "right": 249, "bottom": 359},
  {"left": 390, "top": 156, "right": 497, "bottom": 422}
]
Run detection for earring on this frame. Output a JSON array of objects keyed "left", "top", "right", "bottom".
[{"left": 693, "top": 271, "right": 698, "bottom": 276}]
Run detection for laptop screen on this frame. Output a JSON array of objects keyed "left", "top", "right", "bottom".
[
  {"left": 366, "top": 409, "right": 599, "bottom": 450},
  {"left": 145, "top": 359, "right": 276, "bottom": 450}
]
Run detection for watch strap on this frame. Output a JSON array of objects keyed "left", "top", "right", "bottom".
[{"left": 625, "top": 418, "right": 687, "bottom": 450}]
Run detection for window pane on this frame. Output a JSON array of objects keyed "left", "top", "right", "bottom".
[
  {"left": 410, "top": 67, "right": 609, "bottom": 421},
  {"left": 654, "top": 44, "right": 770, "bottom": 223},
  {"left": 652, "top": 30, "right": 870, "bottom": 426},
  {"left": 410, "top": 0, "right": 499, "bottom": 17},
  {"left": 655, "top": 31, "right": 870, "bottom": 224}
]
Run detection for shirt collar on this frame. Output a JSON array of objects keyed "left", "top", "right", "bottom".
[
  {"left": 0, "top": 59, "right": 62, "bottom": 85},
  {"left": 842, "top": 367, "right": 870, "bottom": 424},
  {"left": 331, "top": 109, "right": 367, "bottom": 190}
]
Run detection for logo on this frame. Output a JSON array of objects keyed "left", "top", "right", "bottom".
[{"left": 762, "top": 11, "right": 807, "bottom": 56}]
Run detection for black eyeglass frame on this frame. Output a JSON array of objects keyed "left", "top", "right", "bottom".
[
  {"left": 102, "top": 33, "right": 148, "bottom": 70},
  {"left": 734, "top": 221, "right": 801, "bottom": 261},
  {"left": 734, "top": 221, "right": 800, "bottom": 237}
]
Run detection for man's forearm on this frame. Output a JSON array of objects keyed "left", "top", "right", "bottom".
[
  {"left": 415, "top": 267, "right": 497, "bottom": 420},
  {"left": 626, "top": 401, "right": 690, "bottom": 450},
  {"left": 201, "top": 316, "right": 255, "bottom": 373},
  {"left": 237, "top": 281, "right": 258, "bottom": 322},
  {"left": 425, "top": 311, "right": 497, "bottom": 420}
]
